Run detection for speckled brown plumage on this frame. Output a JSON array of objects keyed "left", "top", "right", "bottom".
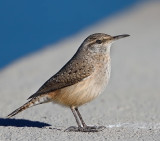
[{"left": 28, "top": 53, "right": 95, "bottom": 99}]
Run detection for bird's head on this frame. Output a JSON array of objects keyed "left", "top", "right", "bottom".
[{"left": 81, "top": 33, "right": 130, "bottom": 54}]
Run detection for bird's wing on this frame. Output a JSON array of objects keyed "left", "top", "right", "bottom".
[{"left": 28, "top": 57, "right": 94, "bottom": 99}]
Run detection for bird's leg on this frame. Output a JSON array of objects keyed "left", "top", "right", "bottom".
[
  {"left": 65, "top": 107, "right": 82, "bottom": 132},
  {"left": 75, "top": 107, "right": 87, "bottom": 127},
  {"left": 65, "top": 107, "right": 106, "bottom": 132},
  {"left": 75, "top": 107, "right": 106, "bottom": 132},
  {"left": 71, "top": 107, "right": 82, "bottom": 128}
]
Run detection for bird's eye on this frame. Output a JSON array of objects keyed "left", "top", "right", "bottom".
[{"left": 96, "top": 40, "right": 102, "bottom": 44}]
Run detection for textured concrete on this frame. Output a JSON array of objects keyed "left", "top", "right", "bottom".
[{"left": 1, "top": 1, "right": 160, "bottom": 140}]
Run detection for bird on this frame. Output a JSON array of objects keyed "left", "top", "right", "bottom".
[{"left": 7, "top": 33, "right": 130, "bottom": 132}]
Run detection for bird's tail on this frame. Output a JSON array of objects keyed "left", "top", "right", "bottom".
[{"left": 7, "top": 95, "right": 51, "bottom": 118}]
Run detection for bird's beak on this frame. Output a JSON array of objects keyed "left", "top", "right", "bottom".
[{"left": 113, "top": 34, "right": 130, "bottom": 41}]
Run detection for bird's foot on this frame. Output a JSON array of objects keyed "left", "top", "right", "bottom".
[
  {"left": 65, "top": 126, "right": 79, "bottom": 132},
  {"left": 79, "top": 125, "right": 106, "bottom": 132},
  {"left": 65, "top": 125, "right": 106, "bottom": 132}
]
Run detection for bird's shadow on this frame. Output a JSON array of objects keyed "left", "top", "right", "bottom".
[{"left": 0, "top": 118, "right": 51, "bottom": 128}]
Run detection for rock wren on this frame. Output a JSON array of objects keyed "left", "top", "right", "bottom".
[{"left": 7, "top": 33, "right": 129, "bottom": 132}]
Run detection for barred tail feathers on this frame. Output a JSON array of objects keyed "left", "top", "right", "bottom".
[{"left": 7, "top": 95, "right": 51, "bottom": 118}]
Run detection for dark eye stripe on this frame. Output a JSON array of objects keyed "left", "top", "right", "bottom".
[{"left": 96, "top": 40, "right": 102, "bottom": 44}]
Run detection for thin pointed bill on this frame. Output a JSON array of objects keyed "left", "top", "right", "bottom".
[{"left": 113, "top": 34, "right": 130, "bottom": 41}]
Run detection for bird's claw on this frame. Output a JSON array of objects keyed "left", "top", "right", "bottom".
[{"left": 65, "top": 125, "right": 106, "bottom": 132}]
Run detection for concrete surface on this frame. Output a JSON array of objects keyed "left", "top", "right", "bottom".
[{"left": 0, "top": 1, "right": 160, "bottom": 140}]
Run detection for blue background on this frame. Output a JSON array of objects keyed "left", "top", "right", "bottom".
[{"left": 0, "top": 0, "right": 141, "bottom": 69}]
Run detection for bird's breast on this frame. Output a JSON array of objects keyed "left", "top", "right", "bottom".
[{"left": 50, "top": 55, "right": 111, "bottom": 107}]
